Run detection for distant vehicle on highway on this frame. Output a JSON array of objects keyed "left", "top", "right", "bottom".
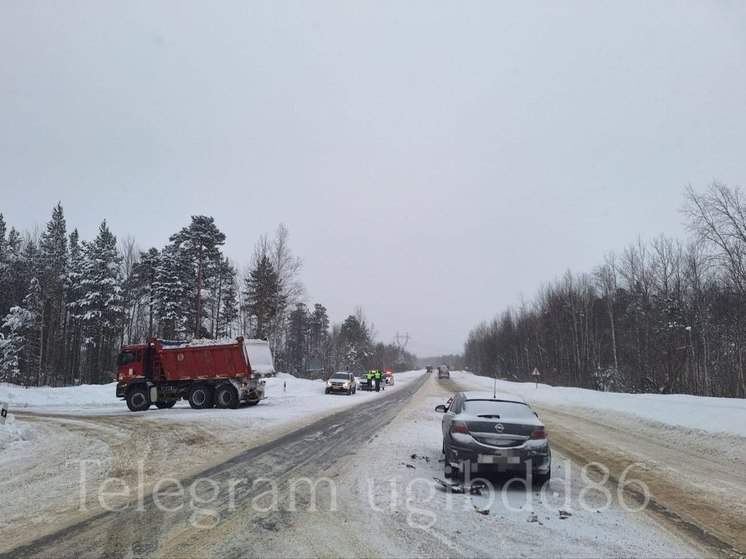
[
  {"left": 434, "top": 391, "right": 551, "bottom": 485},
  {"left": 325, "top": 372, "right": 356, "bottom": 395},
  {"left": 385, "top": 368, "right": 394, "bottom": 385},
  {"left": 437, "top": 364, "right": 450, "bottom": 379}
]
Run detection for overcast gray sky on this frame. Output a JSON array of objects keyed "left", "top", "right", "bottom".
[{"left": 2, "top": 1, "right": 746, "bottom": 356}]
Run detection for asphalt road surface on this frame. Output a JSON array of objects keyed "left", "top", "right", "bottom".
[{"left": 3, "top": 374, "right": 430, "bottom": 559}]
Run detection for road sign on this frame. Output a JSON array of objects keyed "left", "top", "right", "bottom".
[
  {"left": 0, "top": 402, "right": 8, "bottom": 425},
  {"left": 531, "top": 368, "right": 540, "bottom": 376}
]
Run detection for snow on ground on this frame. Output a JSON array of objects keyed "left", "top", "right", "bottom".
[
  {"left": 2, "top": 371, "right": 741, "bottom": 555},
  {"left": 443, "top": 370, "right": 746, "bottom": 437},
  {"left": 0, "top": 371, "right": 425, "bottom": 552},
  {"left": 265, "top": 375, "right": 704, "bottom": 559},
  {"left": 0, "top": 371, "right": 425, "bottom": 455}
]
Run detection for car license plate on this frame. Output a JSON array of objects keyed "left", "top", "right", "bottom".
[
  {"left": 478, "top": 453, "right": 520, "bottom": 464},
  {"left": 478, "top": 453, "right": 505, "bottom": 464}
]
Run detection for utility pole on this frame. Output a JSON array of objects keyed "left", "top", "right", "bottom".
[
  {"left": 393, "top": 332, "right": 410, "bottom": 370},
  {"left": 394, "top": 332, "right": 410, "bottom": 351}
]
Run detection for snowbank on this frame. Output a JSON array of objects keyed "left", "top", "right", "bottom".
[
  {"left": 449, "top": 370, "right": 746, "bottom": 437},
  {"left": 0, "top": 382, "right": 119, "bottom": 408}
]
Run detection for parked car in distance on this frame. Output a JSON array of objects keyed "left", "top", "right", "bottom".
[
  {"left": 437, "top": 365, "right": 450, "bottom": 379},
  {"left": 325, "top": 371, "right": 356, "bottom": 395},
  {"left": 385, "top": 368, "right": 394, "bottom": 385},
  {"left": 435, "top": 391, "right": 551, "bottom": 485},
  {"left": 358, "top": 373, "right": 373, "bottom": 391}
]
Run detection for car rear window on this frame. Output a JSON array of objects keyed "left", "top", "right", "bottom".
[{"left": 462, "top": 400, "right": 534, "bottom": 418}]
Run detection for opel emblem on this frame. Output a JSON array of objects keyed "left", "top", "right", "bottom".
[{"left": 494, "top": 423, "right": 504, "bottom": 433}]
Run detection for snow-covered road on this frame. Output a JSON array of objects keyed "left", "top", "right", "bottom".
[{"left": 1, "top": 371, "right": 742, "bottom": 557}]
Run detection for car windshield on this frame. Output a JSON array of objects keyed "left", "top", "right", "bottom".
[
  {"left": 331, "top": 373, "right": 348, "bottom": 380},
  {"left": 462, "top": 400, "right": 534, "bottom": 419}
]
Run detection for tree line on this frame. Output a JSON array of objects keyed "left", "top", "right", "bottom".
[
  {"left": 0, "top": 207, "right": 415, "bottom": 386},
  {"left": 463, "top": 182, "right": 746, "bottom": 398}
]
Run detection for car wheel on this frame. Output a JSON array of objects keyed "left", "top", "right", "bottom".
[{"left": 532, "top": 470, "right": 551, "bottom": 487}]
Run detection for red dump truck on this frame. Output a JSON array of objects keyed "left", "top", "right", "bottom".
[{"left": 115, "top": 336, "right": 272, "bottom": 412}]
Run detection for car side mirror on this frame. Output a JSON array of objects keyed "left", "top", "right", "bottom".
[{"left": 434, "top": 404, "right": 447, "bottom": 413}]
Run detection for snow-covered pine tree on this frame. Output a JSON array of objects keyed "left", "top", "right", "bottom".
[
  {"left": 4, "top": 228, "right": 25, "bottom": 309},
  {"left": 64, "top": 229, "right": 85, "bottom": 383},
  {"left": 243, "top": 254, "right": 284, "bottom": 341},
  {"left": 39, "top": 203, "right": 68, "bottom": 384},
  {"left": 131, "top": 247, "right": 159, "bottom": 339},
  {"left": 0, "top": 215, "right": 8, "bottom": 315},
  {"left": 210, "top": 258, "right": 238, "bottom": 339},
  {"left": 286, "top": 303, "right": 309, "bottom": 375},
  {"left": 309, "top": 303, "right": 329, "bottom": 356},
  {"left": 76, "top": 221, "right": 124, "bottom": 383},
  {"left": 19, "top": 277, "right": 43, "bottom": 386},
  {"left": 154, "top": 242, "right": 193, "bottom": 339},
  {"left": 0, "top": 304, "right": 35, "bottom": 384},
  {"left": 169, "top": 216, "right": 226, "bottom": 338},
  {"left": 339, "top": 314, "right": 373, "bottom": 373}
]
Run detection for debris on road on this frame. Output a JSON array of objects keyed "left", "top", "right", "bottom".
[
  {"left": 559, "top": 510, "right": 572, "bottom": 520},
  {"left": 432, "top": 477, "right": 487, "bottom": 495}
]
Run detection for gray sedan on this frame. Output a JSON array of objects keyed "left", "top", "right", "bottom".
[{"left": 435, "top": 391, "right": 551, "bottom": 485}]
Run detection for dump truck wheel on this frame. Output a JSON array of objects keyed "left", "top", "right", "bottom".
[
  {"left": 215, "top": 385, "right": 239, "bottom": 409},
  {"left": 188, "top": 385, "right": 213, "bottom": 409},
  {"left": 126, "top": 386, "right": 150, "bottom": 412}
]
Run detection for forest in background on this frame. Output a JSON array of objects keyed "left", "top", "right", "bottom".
[
  {"left": 464, "top": 183, "right": 746, "bottom": 398},
  {"left": 0, "top": 209, "right": 415, "bottom": 386}
]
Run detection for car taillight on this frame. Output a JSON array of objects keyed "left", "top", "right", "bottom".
[
  {"left": 450, "top": 420, "right": 470, "bottom": 434},
  {"left": 530, "top": 429, "right": 547, "bottom": 439}
]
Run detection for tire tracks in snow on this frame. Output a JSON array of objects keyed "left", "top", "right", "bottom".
[
  {"left": 1, "top": 374, "right": 430, "bottom": 559},
  {"left": 534, "top": 405, "right": 746, "bottom": 558},
  {"left": 444, "top": 376, "right": 744, "bottom": 557}
]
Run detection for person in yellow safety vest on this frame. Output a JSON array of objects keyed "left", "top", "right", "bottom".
[
  {"left": 366, "top": 370, "right": 374, "bottom": 391},
  {"left": 374, "top": 369, "right": 382, "bottom": 392}
]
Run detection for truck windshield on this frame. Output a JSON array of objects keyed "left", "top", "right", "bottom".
[{"left": 118, "top": 351, "right": 136, "bottom": 366}]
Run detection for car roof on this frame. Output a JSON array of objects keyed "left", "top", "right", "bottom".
[{"left": 458, "top": 391, "right": 527, "bottom": 404}]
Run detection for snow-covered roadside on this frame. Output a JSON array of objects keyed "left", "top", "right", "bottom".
[
  {"left": 0, "top": 371, "right": 424, "bottom": 553},
  {"left": 0, "top": 370, "right": 423, "bottom": 434},
  {"left": 444, "top": 370, "right": 746, "bottom": 555},
  {"left": 443, "top": 370, "right": 746, "bottom": 437}
]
